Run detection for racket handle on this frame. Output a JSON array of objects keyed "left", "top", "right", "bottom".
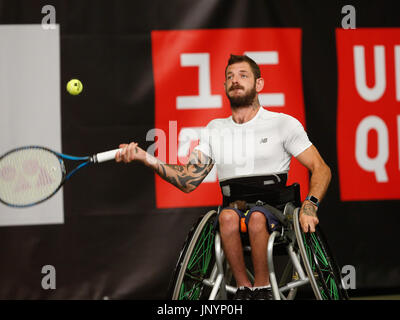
[{"left": 94, "top": 148, "right": 122, "bottom": 163}]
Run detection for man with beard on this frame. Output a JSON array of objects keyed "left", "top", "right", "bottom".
[{"left": 115, "top": 54, "right": 331, "bottom": 300}]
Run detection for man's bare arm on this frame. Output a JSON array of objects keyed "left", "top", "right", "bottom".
[
  {"left": 296, "top": 145, "right": 332, "bottom": 232},
  {"left": 151, "top": 149, "right": 213, "bottom": 193},
  {"left": 116, "top": 142, "right": 214, "bottom": 193},
  {"left": 296, "top": 145, "right": 331, "bottom": 202}
]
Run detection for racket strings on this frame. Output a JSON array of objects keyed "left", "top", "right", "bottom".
[{"left": 0, "top": 148, "right": 64, "bottom": 206}]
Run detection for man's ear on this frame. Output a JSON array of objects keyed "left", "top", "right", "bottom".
[{"left": 256, "top": 77, "right": 264, "bottom": 92}]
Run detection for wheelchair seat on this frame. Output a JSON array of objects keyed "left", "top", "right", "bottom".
[{"left": 219, "top": 173, "right": 301, "bottom": 209}]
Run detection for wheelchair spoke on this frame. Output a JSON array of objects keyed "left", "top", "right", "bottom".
[
  {"left": 332, "top": 279, "right": 339, "bottom": 300},
  {"left": 180, "top": 282, "right": 201, "bottom": 300},
  {"left": 320, "top": 289, "right": 328, "bottom": 300},
  {"left": 188, "top": 225, "right": 212, "bottom": 266},
  {"left": 184, "top": 271, "right": 204, "bottom": 282},
  {"left": 328, "top": 275, "right": 339, "bottom": 300},
  {"left": 179, "top": 271, "right": 205, "bottom": 300},
  {"left": 187, "top": 225, "right": 214, "bottom": 274},
  {"left": 325, "top": 273, "right": 332, "bottom": 286},
  {"left": 310, "top": 233, "right": 328, "bottom": 266},
  {"left": 300, "top": 228, "right": 346, "bottom": 300},
  {"left": 303, "top": 234, "right": 315, "bottom": 271},
  {"left": 316, "top": 256, "right": 328, "bottom": 268},
  {"left": 188, "top": 232, "right": 209, "bottom": 268},
  {"left": 189, "top": 248, "right": 210, "bottom": 274},
  {"left": 173, "top": 211, "right": 218, "bottom": 300}
]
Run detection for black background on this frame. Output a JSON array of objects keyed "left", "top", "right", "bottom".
[{"left": 0, "top": 0, "right": 399, "bottom": 299}]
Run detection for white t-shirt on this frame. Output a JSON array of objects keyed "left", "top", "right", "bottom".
[{"left": 194, "top": 107, "right": 312, "bottom": 182}]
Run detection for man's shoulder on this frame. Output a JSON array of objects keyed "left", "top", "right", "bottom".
[
  {"left": 259, "top": 108, "right": 298, "bottom": 123},
  {"left": 259, "top": 109, "right": 306, "bottom": 137},
  {"left": 205, "top": 116, "right": 231, "bottom": 128}
]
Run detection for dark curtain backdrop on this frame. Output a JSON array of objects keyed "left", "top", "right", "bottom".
[{"left": 0, "top": 0, "right": 399, "bottom": 299}]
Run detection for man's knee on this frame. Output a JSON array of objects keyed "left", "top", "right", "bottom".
[
  {"left": 219, "top": 209, "right": 239, "bottom": 233},
  {"left": 248, "top": 211, "right": 267, "bottom": 234}
]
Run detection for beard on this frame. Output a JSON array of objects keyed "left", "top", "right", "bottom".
[{"left": 226, "top": 83, "right": 257, "bottom": 109}]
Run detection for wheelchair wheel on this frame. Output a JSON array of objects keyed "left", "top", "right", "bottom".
[
  {"left": 170, "top": 210, "right": 218, "bottom": 300},
  {"left": 293, "top": 209, "right": 349, "bottom": 300}
]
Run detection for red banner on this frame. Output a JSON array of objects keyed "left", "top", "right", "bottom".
[
  {"left": 151, "top": 28, "right": 308, "bottom": 208},
  {"left": 336, "top": 28, "right": 400, "bottom": 201}
]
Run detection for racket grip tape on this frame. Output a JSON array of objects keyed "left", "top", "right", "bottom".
[{"left": 94, "top": 149, "right": 122, "bottom": 163}]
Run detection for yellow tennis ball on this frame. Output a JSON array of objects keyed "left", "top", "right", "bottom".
[{"left": 66, "top": 79, "right": 83, "bottom": 95}]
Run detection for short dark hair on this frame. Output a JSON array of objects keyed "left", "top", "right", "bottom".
[{"left": 225, "top": 54, "right": 261, "bottom": 79}]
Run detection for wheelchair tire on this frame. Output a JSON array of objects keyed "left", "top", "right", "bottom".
[
  {"left": 294, "top": 209, "right": 349, "bottom": 300},
  {"left": 170, "top": 210, "right": 218, "bottom": 300}
]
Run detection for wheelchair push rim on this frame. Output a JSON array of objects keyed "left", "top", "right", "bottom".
[
  {"left": 170, "top": 210, "right": 217, "bottom": 300},
  {"left": 293, "top": 209, "right": 349, "bottom": 300}
]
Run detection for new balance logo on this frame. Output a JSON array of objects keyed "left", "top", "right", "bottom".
[{"left": 260, "top": 137, "right": 268, "bottom": 144}]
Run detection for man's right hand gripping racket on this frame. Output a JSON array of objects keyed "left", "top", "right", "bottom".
[{"left": 0, "top": 146, "right": 121, "bottom": 208}]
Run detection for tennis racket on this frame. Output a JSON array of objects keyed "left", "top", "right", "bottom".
[{"left": 0, "top": 146, "right": 121, "bottom": 208}]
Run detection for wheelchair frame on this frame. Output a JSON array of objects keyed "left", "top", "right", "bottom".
[{"left": 170, "top": 188, "right": 348, "bottom": 300}]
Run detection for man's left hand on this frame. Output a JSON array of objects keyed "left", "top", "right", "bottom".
[{"left": 299, "top": 202, "right": 319, "bottom": 233}]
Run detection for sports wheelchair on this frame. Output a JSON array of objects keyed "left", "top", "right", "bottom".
[{"left": 169, "top": 175, "right": 349, "bottom": 300}]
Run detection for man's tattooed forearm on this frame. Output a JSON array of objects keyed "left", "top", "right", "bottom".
[
  {"left": 155, "top": 159, "right": 213, "bottom": 192},
  {"left": 186, "top": 163, "right": 213, "bottom": 189},
  {"left": 156, "top": 163, "right": 179, "bottom": 186}
]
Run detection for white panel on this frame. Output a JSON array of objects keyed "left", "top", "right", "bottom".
[{"left": 0, "top": 25, "right": 63, "bottom": 226}]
